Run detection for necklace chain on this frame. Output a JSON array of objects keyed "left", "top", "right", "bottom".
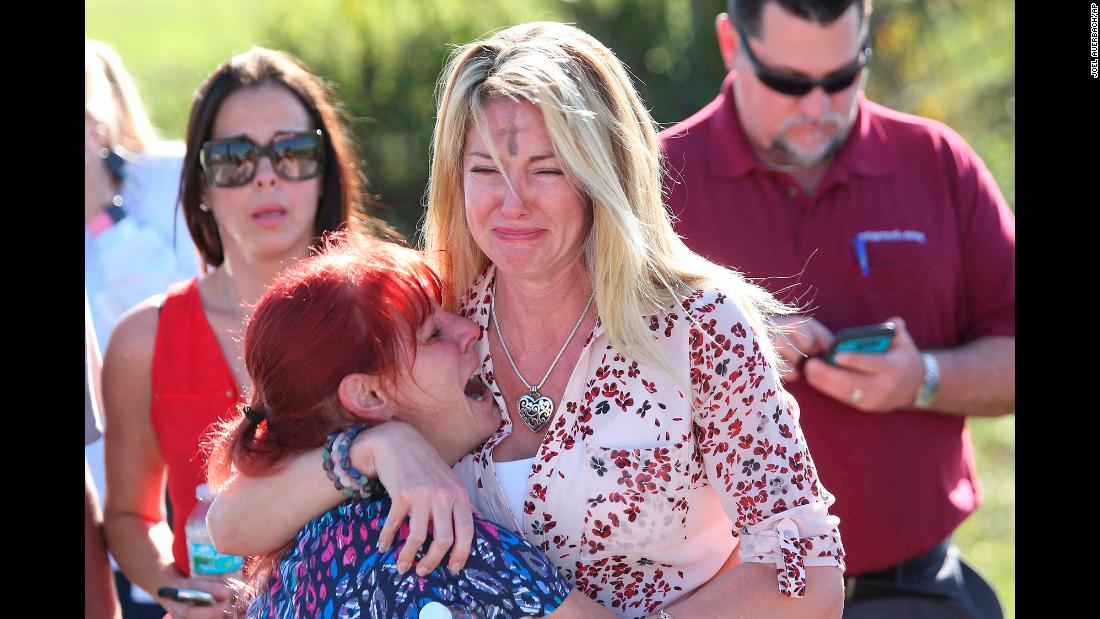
[{"left": 491, "top": 287, "right": 595, "bottom": 395}]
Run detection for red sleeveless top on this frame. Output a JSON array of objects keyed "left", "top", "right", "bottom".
[{"left": 151, "top": 278, "right": 242, "bottom": 574}]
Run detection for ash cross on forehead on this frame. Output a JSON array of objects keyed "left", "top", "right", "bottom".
[{"left": 506, "top": 105, "right": 519, "bottom": 156}]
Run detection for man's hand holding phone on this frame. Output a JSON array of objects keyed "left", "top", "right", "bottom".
[
  {"left": 771, "top": 315, "right": 835, "bottom": 382},
  {"left": 803, "top": 317, "right": 926, "bottom": 413}
]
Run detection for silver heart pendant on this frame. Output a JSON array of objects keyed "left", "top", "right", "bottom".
[{"left": 517, "top": 392, "right": 554, "bottom": 432}]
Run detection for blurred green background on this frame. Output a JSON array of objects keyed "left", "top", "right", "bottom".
[{"left": 86, "top": 0, "right": 1014, "bottom": 615}]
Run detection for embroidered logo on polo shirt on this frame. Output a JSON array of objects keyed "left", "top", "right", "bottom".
[{"left": 852, "top": 229, "right": 927, "bottom": 277}]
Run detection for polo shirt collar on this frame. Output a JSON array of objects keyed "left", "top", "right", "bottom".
[
  {"left": 705, "top": 72, "right": 759, "bottom": 180},
  {"left": 828, "top": 93, "right": 893, "bottom": 179}
]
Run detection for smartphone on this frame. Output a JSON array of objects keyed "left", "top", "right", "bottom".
[
  {"left": 156, "top": 586, "right": 215, "bottom": 607},
  {"left": 825, "top": 322, "right": 897, "bottom": 365}
]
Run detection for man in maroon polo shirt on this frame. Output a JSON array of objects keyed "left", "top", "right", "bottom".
[{"left": 661, "top": 1, "right": 1014, "bottom": 617}]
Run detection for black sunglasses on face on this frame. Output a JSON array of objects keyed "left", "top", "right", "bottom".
[
  {"left": 200, "top": 129, "right": 325, "bottom": 188},
  {"left": 737, "top": 28, "right": 872, "bottom": 96}
]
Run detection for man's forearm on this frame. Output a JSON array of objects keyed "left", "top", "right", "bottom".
[{"left": 926, "top": 336, "right": 1014, "bottom": 417}]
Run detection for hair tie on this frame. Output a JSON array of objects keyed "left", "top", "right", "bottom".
[{"left": 243, "top": 405, "right": 265, "bottom": 425}]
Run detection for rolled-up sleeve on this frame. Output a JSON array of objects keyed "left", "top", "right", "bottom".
[{"left": 688, "top": 289, "right": 845, "bottom": 597}]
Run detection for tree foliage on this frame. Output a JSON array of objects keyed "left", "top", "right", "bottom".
[{"left": 253, "top": 0, "right": 1013, "bottom": 238}]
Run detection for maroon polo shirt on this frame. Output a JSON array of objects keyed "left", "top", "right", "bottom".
[{"left": 660, "top": 73, "right": 1015, "bottom": 574}]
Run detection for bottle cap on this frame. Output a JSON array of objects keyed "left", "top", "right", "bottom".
[{"left": 195, "top": 483, "right": 213, "bottom": 501}]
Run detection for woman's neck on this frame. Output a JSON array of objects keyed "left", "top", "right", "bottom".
[
  {"left": 493, "top": 263, "right": 594, "bottom": 348},
  {"left": 219, "top": 246, "right": 311, "bottom": 311}
]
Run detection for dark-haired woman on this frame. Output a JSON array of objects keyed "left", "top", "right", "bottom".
[{"left": 101, "top": 47, "right": 391, "bottom": 618}]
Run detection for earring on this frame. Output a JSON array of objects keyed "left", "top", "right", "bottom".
[{"left": 199, "top": 203, "right": 210, "bottom": 213}]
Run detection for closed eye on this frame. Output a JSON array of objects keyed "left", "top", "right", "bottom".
[
  {"left": 470, "top": 167, "right": 499, "bottom": 174},
  {"left": 418, "top": 325, "right": 442, "bottom": 343}
]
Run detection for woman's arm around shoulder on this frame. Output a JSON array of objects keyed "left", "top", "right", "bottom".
[{"left": 208, "top": 420, "right": 477, "bottom": 575}]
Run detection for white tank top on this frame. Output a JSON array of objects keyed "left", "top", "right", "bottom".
[{"left": 493, "top": 457, "right": 536, "bottom": 527}]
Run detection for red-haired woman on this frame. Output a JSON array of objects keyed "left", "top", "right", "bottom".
[
  {"left": 205, "top": 235, "right": 611, "bottom": 618},
  {"left": 101, "top": 48, "right": 393, "bottom": 618}
]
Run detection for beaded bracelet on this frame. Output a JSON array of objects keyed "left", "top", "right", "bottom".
[
  {"left": 338, "top": 425, "right": 385, "bottom": 498},
  {"left": 322, "top": 424, "right": 385, "bottom": 500},
  {"left": 321, "top": 431, "right": 358, "bottom": 498},
  {"left": 332, "top": 433, "right": 367, "bottom": 495}
]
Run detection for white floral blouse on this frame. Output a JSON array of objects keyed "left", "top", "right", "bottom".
[{"left": 453, "top": 267, "right": 845, "bottom": 617}]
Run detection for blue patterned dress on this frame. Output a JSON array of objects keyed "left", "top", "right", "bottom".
[{"left": 247, "top": 498, "right": 572, "bottom": 618}]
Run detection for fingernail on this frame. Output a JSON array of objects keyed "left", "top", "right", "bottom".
[
  {"left": 448, "top": 563, "right": 461, "bottom": 575},
  {"left": 378, "top": 541, "right": 389, "bottom": 553},
  {"left": 397, "top": 561, "right": 410, "bottom": 573},
  {"left": 416, "top": 565, "right": 430, "bottom": 577}
]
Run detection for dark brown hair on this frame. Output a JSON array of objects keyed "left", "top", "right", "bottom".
[
  {"left": 179, "top": 47, "right": 396, "bottom": 269},
  {"left": 729, "top": 0, "right": 871, "bottom": 38}
]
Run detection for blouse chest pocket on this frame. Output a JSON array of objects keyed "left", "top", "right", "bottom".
[{"left": 577, "top": 442, "right": 701, "bottom": 559}]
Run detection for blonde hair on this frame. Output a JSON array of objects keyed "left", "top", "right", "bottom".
[
  {"left": 85, "top": 39, "right": 158, "bottom": 153},
  {"left": 423, "top": 22, "right": 791, "bottom": 371}
]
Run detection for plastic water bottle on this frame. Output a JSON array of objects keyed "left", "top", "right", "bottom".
[{"left": 185, "top": 483, "right": 244, "bottom": 581}]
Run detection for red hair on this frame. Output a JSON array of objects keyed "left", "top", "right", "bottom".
[{"left": 204, "top": 231, "right": 443, "bottom": 608}]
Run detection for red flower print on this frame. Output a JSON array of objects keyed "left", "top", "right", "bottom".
[
  {"left": 635, "top": 473, "right": 656, "bottom": 493},
  {"left": 617, "top": 469, "right": 634, "bottom": 489},
  {"left": 592, "top": 520, "right": 612, "bottom": 538},
  {"left": 531, "top": 483, "right": 547, "bottom": 501},
  {"left": 578, "top": 406, "right": 593, "bottom": 423},
  {"left": 610, "top": 450, "right": 633, "bottom": 468},
  {"left": 689, "top": 329, "right": 703, "bottom": 349},
  {"left": 623, "top": 504, "right": 641, "bottom": 523}
]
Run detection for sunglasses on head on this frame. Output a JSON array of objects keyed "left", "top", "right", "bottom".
[
  {"left": 737, "top": 27, "right": 872, "bottom": 96},
  {"left": 200, "top": 129, "right": 325, "bottom": 188}
]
